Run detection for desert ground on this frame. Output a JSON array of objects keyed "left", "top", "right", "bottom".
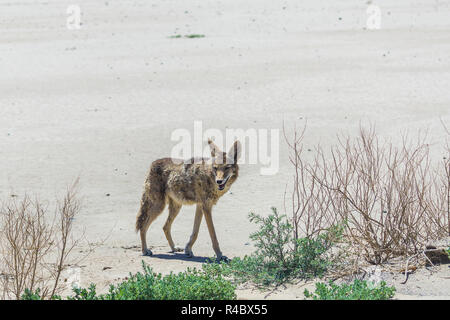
[{"left": 0, "top": 0, "right": 449, "bottom": 299}]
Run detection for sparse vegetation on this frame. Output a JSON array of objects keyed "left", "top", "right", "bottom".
[
  {"left": 203, "top": 207, "right": 343, "bottom": 287},
  {"left": 22, "top": 261, "right": 236, "bottom": 300},
  {"left": 304, "top": 279, "right": 396, "bottom": 300}
]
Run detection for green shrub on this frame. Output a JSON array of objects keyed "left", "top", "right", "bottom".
[
  {"left": 21, "top": 288, "right": 61, "bottom": 300},
  {"left": 22, "top": 261, "right": 236, "bottom": 300},
  {"left": 98, "top": 263, "right": 235, "bottom": 300},
  {"left": 203, "top": 207, "right": 343, "bottom": 287},
  {"left": 21, "top": 289, "right": 44, "bottom": 300},
  {"left": 304, "top": 279, "right": 396, "bottom": 300}
]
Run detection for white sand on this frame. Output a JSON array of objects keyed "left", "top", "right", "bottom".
[{"left": 0, "top": 0, "right": 449, "bottom": 299}]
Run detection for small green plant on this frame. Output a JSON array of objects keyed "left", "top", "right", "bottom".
[
  {"left": 70, "top": 284, "right": 101, "bottom": 300},
  {"left": 169, "top": 34, "right": 205, "bottom": 39},
  {"left": 21, "top": 289, "right": 61, "bottom": 300},
  {"left": 22, "top": 261, "right": 236, "bottom": 300},
  {"left": 185, "top": 34, "right": 205, "bottom": 38},
  {"left": 203, "top": 207, "right": 343, "bottom": 287},
  {"left": 21, "top": 289, "right": 42, "bottom": 300},
  {"left": 304, "top": 279, "right": 396, "bottom": 300}
]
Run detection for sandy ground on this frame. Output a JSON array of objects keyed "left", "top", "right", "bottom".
[{"left": 0, "top": 0, "right": 449, "bottom": 299}]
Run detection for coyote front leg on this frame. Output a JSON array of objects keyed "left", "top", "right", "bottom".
[
  {"left": 185, "top": 204, "right": 203, "bottom": 257},
  {"left": 203, "top": 204, "right": 227, "bottom": 261}
]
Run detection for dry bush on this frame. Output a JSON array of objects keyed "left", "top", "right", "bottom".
[
  {"left": 283, "top": 122, "right": 337, "bottom": 241},
  {"left": 0, "top": 180, "right": 85, "bottom": 299},
  {"left": 0, "top": 196, "right": 54, "bottom": 299},
  {"left": 284, "top": 123, "right": 449, "bottom": 266},
  {"left": 421, "top": 150, "right": 450, "bottom": 239},
  {"left": 437, "top": 119, "right": 450, "bottom": 236}
]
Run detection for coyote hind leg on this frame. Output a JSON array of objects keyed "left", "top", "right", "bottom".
[
  {"left": 163, "top": 198, "right": 183, "bottom": 253},
  {"left": 136, "top": 195, "right": 166, "bottom": 256}
]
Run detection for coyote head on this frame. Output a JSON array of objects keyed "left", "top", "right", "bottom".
[{"left": 208, "top": 139, "right": 242, "bottom": 191}]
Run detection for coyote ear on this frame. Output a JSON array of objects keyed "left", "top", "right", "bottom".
[
  {"left": 227, "top": 140, "right": 242, "bottom": 164},
  {"left": 208, "top": 138, "right": 222, "bottom": 157}
]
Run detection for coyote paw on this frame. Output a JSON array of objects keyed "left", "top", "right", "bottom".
[
  {"left": 142, "top": 249, "right": 153, "bottom": 256},
  {"left": 216, "top": 255, "right": 230, "bottom": 263},
  {"left": 170, "top": 246, "right": 184, "bottom": 253},
  {"left": 185, "top": 248, "right": 194, "bottom": 258}
]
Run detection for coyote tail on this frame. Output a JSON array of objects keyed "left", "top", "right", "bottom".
[{"left": 135, "top": 197, "right": 149, "bottom": 232}]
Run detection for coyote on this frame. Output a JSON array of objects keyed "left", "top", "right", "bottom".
[{"left": 135, "top": 139, "right": 242, "bottom": 261}]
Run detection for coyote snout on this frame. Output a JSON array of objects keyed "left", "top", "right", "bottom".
[{"left": 135, "top": 139, "right": 242, "bottom": 261}]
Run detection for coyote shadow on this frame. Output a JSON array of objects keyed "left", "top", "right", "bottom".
[{"left": 148, "top": 253, "right": 211, "bottom": 263}]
